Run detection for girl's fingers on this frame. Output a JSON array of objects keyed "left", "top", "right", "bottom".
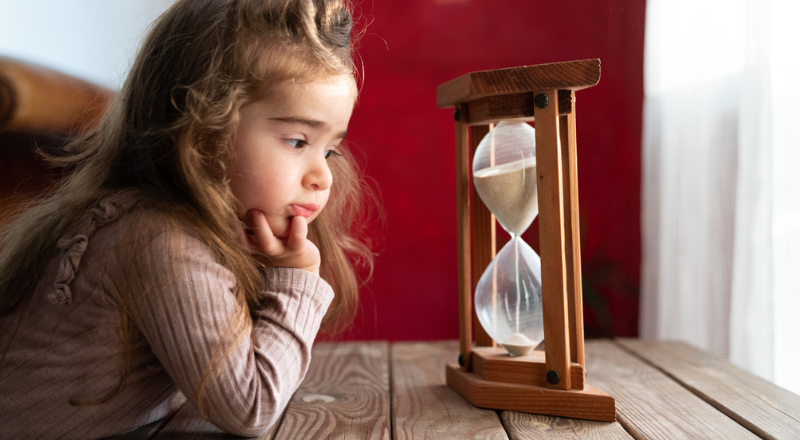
[
  {"left": 286, "top": 215, "right": 308, "bottom": 252},
  {"left": 239, "top": 219, "right": 252, "bottom": 249},
  {"left": 249, "top": 209, "right": 284, "bottom": 256},
  {"left": 241, "top": 211, "right": 318, "bottom": 273}
]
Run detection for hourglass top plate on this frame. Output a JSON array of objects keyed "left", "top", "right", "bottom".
[{"left": 436, "top": 58, "right": 600, "bottom": 108}]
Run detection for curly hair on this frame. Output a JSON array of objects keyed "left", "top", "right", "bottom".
[{"left": 0, "top": 0, "right": 375, "bottom": 416}]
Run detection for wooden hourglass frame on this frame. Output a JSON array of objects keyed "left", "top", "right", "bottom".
[{"left": 437, "top": 59, "right": 615, "bottom": 422}]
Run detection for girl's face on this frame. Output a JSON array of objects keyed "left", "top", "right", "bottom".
[{"left": 228, "top": 74, "right": 357, "bottom": 238}]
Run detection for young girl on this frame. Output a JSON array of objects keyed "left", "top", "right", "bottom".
[{"left": 0, "top": 0, "right": 374, "bottom": 438}]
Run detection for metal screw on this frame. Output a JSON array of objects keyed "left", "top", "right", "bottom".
[
  {"left": 454, "top": 107, "right": 461, "bottom": 121},
  {"left": 535, "top": 93, "right": 549, "bottom": 109},
  {"left": 458, "top": 354, "right": 465, "bottom": 367},
  {"left": 546, "top": 370, "right": 561, "bottom": 385}
]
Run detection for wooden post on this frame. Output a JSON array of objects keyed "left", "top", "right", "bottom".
[
  {"left": 559, "top": 90, "right": 586, "bottom": 372},
  {"left": 534, "top": 89, "right": 571, "bottom": 390},
  {"left": 469, "top": 124, "right": 497, "bottom": 348},
  {"left": 455, "top": 104, "right": 473, "bottom": 370}
]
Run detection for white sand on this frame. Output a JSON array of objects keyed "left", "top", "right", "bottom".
[
  {"left": 473, "top": 157, "right": 538, "bottom": 236},
  {"left": 501, "top": 332, "right": 537, "bottom": 357}
]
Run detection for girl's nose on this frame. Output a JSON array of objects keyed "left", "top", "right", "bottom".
[{"left": 303, "top": 154, "right": 333, "bottom": 191}]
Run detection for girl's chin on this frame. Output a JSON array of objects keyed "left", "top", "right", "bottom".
[
  {"left": 270, "top": 224, "right": 289, "bottom": 239},
  {"left": 270, "top": 214, "right": 318, "bottom": 239}
]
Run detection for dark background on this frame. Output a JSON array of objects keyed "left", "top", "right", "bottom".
[{"left": 328, "top": 0, "right": 646, "bottom": 342}]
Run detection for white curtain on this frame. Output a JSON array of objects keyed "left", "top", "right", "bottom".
[
  {"left": 641, "top": 0, "right": 800, "bottom": 394},
  {"left": 0, "top": 0, "right": 175, "bottom": 88}
]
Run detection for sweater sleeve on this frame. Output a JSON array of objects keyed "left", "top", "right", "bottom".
[{"left": 127, "top": 230, "right": 333, "bottom": 436}]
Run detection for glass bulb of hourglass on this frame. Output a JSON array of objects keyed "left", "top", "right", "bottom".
[
  {"left": 472, "top": 120, "right": 543, "bottom": 356},
  {"left": 472, "top": 121, "right": 538, "bottom": 235},
  {"left": 474, "top": 238, "right": 543, "bottom": 356}
]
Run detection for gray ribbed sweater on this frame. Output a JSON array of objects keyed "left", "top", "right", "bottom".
[{"left": 0, "top": 194, "right": 334, "bottom": 439}]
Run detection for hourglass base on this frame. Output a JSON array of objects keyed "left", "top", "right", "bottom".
[
  {"left": 471, "top": 347, "right": 585, "bottom": 389},
  {"left": 446, "top": 363, "right": 616, "bottom": 422}
]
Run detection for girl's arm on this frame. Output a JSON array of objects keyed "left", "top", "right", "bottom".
[{"left": 129, "top": 230, "right": 333, "bottom": 436}]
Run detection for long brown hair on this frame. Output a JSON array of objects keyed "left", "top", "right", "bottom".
[{"left": 0, "top": 0, "right": 375, "bottom": 414}]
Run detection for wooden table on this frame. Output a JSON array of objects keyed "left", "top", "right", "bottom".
[{"left": 116, "top": 339, "right": 800, "bottom": 439}]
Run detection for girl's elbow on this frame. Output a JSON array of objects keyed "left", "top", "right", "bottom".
[
  {"left": 215, "top": 410, "right": 282, "bottom": 438},
  {"left": 210, "top": 388, "right": 288, "bottom": 436}
]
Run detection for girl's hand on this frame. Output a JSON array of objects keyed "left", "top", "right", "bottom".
[{"left": 241, "top": 209, "right": 321, "bottom": 276}]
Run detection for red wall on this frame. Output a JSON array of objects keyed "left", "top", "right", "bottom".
[{"left": 330, "top": 0, "right": 645, "bottom": 341}]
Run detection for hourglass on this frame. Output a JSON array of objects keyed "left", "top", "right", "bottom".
[
  {"left": 437, "top": 59, "right": 616, "bottom": 421},
  {"left": 472, "top": 121, "right": 543, "bottom": 357}
]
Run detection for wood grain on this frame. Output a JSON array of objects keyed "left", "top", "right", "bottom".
[
  {"left": 393, "top": 341, "right": 508, "bottom": 439},
  {"left": 0, "top": 56, "right": 114, "bottom": 133},
  {"left": 437, "top": 59, "right": 600, "bottom": 108},
  {"left": 534, "top": 88, "right": 571, "bottom": 391},
  {"left": 585, "top": 340, "right": 760, "bottom": 439},
  {"left": 455, "top": 104, "right": 474, "bottom": 369},
  {"left": 446, "top": 365, "right": 615, "bottom": 422},
  {"left": 558, "top": 93, "right": 585, "bottom": 371},
  {"left": 469, "top": 124, "right": 497, "bottom": 348},
  {"left": 107, "top": 340, "right": 800, "bottom": 438},
  {"left": 274, "top": 341, "right": 390, "bottom": 440},
  {"left": 465, "top": 90, "right": 573, "bottom": 126},
  {"left": 500, "top": 411, "right": 632, "bottom": 440},
  {"left": 471, "top": 347, "right": 584, "bottom": 389},
  {"left": 617, "top": 339, "right": 800, "bottom": 440}
]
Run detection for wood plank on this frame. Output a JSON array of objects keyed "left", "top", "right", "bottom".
[
  {"left": 558, "top": 94, "right": 585, "bottom": 370},
  {"left": 274, "top": 341, "right": 390, "bottom": 440},
  {"left": 0, "top": 55, "right": 114, "bottom": 132},
  {"left": 585, "top": 340, "right": 760, "bottom": 439},
  {"left": 447, "top": 364, "right": 615, "bottom": 422},
  {"left": 465, "top": 90, "right": 573, "bottom": 126},
  {"left": 151, "top": 400, "right": 279, "bottom": 440},
  {"left": 469, "top": 123, "right": 497, "bottom": 348},
  {"left": 534, "top": 88, "right": 571, "bottom": 391},
  {"left": 617, "top": 339, "right": 800, "bottom": 440},
  {"left": 437, "top": 59, "right": 600, "bottom": 108},
  {"left": 500, "top": 411, "right": 632, "bottom": 440},
  {"left": 393, "top": 341, "right": 508, "bottom": 439},
  {"left": 472, "top": 347, "right": 584, "bottom": 389},
  {"left": 455, "top": 104, "right": 474, "bottom": 369}
]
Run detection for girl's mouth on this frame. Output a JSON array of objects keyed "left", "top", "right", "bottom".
[{"left": 289, "top": 203, "right": 319, "bottom": 218}]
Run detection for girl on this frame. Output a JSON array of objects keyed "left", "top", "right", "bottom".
[{"left": 0, "top": 0, "right": 374, "bottom": 438}]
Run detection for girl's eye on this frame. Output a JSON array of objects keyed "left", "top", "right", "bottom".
[
  {"left": 285, "top": 139, "right": 308, "bottom": 149},
  {"left": 324, "top": 150, "right": 343, "bottom": 160}
]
